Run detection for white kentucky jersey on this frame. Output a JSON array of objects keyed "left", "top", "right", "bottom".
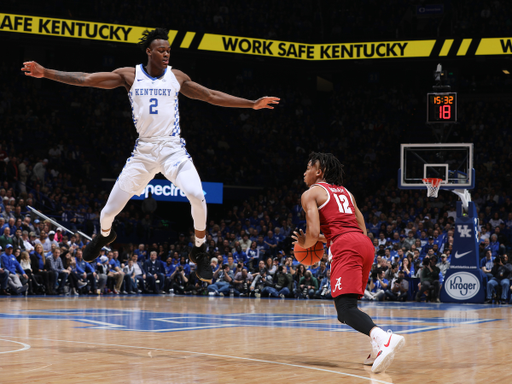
[{"left": 128, "top": 64, "right": 181, "bottom": 138}]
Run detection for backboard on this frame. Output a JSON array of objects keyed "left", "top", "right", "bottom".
[{"left": 398, "top": 143, "right": 474, "bottom": 190}]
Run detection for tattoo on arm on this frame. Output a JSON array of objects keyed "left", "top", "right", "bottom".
[{"left": 45, "top": 69, "right": 87, "bottom": 86}]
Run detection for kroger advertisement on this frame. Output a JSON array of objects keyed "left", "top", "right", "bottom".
[{"left": 131, "top": 180, "right": 223, "bottom": 204}]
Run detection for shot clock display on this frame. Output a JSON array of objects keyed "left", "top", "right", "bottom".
[{"left": 427, "top": 92, "right": 457, "bottom": 123}]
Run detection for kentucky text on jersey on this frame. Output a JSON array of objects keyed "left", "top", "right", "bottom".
[
  {"left": 134, "top": 88, "right": 177, "bottom": 96},
  {"left": 128, "top": 64, "right": 181, "bottom": 138}
]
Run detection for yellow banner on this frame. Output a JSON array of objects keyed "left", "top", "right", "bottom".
[
  {"left": 198, "top": 34, "right": 436, "bottom": 60},
  {"left": 0, "top": 13, "right": 174, "bottom": 44},
  {"left": 476, "top": 38, "right": 512, "bottom": 55}
]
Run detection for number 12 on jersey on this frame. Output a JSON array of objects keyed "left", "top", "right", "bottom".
[{"left": 333, "top": 194, "right": 353, "bottom": 214}]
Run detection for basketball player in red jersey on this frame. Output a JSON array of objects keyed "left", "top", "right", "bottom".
[{"left": 292, "top": 152, "right": 405, "bottom": 374}]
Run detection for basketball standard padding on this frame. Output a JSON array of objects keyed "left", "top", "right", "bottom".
[{"left": 293, "top": 241, "right": 324, "bottom": 266}]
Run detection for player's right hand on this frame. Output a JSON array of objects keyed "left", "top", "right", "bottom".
[{"left": 22, "top": 61, "right": 45, "bottom": 78}]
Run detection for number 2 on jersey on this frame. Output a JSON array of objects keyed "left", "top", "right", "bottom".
[
  {"left": 333, "top": 194, "right": 353, "bottom": 214},
  {"left": 149, "top": 98, "right": 158, "bottom": 114}
]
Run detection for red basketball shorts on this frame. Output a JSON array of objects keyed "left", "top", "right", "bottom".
[{"left": 330, "top": 232, "right": 375, "bottom": 298}]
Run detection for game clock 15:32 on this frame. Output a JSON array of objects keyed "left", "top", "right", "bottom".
[{"left": 427, "top": 92, "right": 457, "bottom": 123}]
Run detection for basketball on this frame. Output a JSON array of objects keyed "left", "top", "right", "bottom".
[{"left": 293, "top": 241, "right": 324, "bottom": 266}]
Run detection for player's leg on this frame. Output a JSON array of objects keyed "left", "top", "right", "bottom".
[
  {"left": 84, "top": 141, "right": 157, "bottom": 262},
  {"left": 83, "top": 182, "right": 132, "bottom": 262},
  {"left": 168, "top": 159, "right": 212, "bottom": 283},
  {"left": 331, "top": 233, "right": 404, "bottom": 373},
  {"left": 173, "top": 160, "right": 207, "bottom": 245}
]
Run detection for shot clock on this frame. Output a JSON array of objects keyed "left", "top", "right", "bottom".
[{"left": 427, "top": 92, "right": 457, "bottom": 123}]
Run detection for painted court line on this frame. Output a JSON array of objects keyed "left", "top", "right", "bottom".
[
  {"left": 1, "top": 335, "right": 393, "bottom": 384},
  {"left": 0, "top": 339, "right": 31, "bottom": 354}
]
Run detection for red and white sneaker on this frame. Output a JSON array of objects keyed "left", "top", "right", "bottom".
[
  {"left": 363, "top": 339, "right": 379, "bottom": 365},
  {"left": 371, "top": 331, "right": 405, "bottom": 373}
]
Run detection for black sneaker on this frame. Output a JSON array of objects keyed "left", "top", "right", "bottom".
[
  {"left": 83, "top": 230, "right": 117, "bottom": 262},
  {"left": 190, "top": 244, "right": 213, "bottom": 283},
  {"left": 189, "top": 243, "right": 206, "bottom": 263}
]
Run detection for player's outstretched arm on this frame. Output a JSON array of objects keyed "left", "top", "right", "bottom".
[
  {"left": 22, "top": 61, "right": 130, "bottom": 90},
  {"left": 175, "top": 70, "right": 279, "bottom": 109}
]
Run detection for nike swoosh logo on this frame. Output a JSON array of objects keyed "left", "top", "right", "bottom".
[
  {"left": 384, "top": 335, "right": 392, "bottom": 348},
  {"left": 137, "top": 79, "right": 143, "bottom": 81},
  {"left": 455, "top": 250, "right": 471, "bottom": 258}
]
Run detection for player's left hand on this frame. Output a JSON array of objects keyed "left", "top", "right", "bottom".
[
  {"left": 292, "top": 229, "right": 306, "bottom": 247},
  {"left": 22, "top": 61, "right": 45, "bottom": 78},
  {"left": 253, "top": 96, "right": 280, "bottom": 110}
]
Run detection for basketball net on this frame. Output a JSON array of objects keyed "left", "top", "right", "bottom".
[{"left": 422, "top": 178, "right": 443, "bottom": 198}]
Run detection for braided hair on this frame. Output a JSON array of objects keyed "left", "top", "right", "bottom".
[
  {"left": 138, "top": 28, "right": 169, "bottom": 51},
  {"left": 308, "top": 152, "right": 345, "bottom": 186}
]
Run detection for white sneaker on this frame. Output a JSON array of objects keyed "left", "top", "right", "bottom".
[
  {"left": 72, "top": 288, "right": 79, "bottom": 296},
  {"left": 363, "top": 339, "right": 379, "bottom": 365},
  {"left": 208, "top": 292, "right": 215, "bottom": 296},
  {"left": 371, "top": 331, "right": 405, "bottom": 373},
  {"left": 78, "top": 281, "right": 88, "bottom": 289}
]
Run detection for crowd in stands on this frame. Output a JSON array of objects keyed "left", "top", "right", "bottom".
[{"left": 1, "top": 180, "right": 512, "bottom": 303}]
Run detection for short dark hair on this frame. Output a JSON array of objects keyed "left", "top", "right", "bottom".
[
  {"left": 308, "top": 152, "right": 345, "bottom": 185},
  {"left": 138, "top": 28, "right": 169, "bottom": 51}
]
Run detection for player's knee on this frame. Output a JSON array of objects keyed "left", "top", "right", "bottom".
[
  {"left": 334, "top": 294, "right": 358, "bottom": 324},
  {"left": 187, "top": 190, "right": 205, "bottom": 206}
]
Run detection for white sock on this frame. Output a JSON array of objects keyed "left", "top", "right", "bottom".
[
  {"left": 195, "top": 236, "right": 206, "bottom": 247},
  {"left": 101, "top": 229, "right": 111, "bottom": 237},
  {"left": 370, "top": 327, "right": 389, "bottom": 347}
]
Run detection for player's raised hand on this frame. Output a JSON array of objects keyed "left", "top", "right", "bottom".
[
  {"left": 22, "top": 61, "right": 45, "bottom": 78},
  {"left": 253, "top": 96, "right": 280, "bottom": 110}
]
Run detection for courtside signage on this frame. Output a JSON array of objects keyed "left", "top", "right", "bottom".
[
  {"left": 444, "top": 272, "right": 480, "bottom": 300},
  {"left": 131, "top": 180, "right": 223, "bottom": 204},
  {"left": 0, "top": 13, "right": 175, "bottom": 44}
]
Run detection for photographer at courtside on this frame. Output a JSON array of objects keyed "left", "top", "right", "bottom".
[
  {"left": 415, "top": 256, "right": 441, "bottom": 302},
  {"left": 384, "top": 270, "right": 409, "bottom": 302}
]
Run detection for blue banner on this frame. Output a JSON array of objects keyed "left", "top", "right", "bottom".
[{"left": 131, "top": 180, "right": 223, "bottom": 204}]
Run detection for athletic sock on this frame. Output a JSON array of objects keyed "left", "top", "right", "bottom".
[
  {"left": 101, "top": 229, "right": 111, "bottom": 237},
  {"left": 370, "top": 327, "right": 389, "bottom": 347},
  {"left": 195, "top": 236, "right": 206, "bottom": 247}
]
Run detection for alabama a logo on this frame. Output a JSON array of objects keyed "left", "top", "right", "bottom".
[{"left": 333, "top": 277, "right": 342, "bottom": 292}]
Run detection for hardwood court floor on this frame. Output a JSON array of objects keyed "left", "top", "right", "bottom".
[{"left": 0, "top": 295, "right": 509, "bottom": 384}]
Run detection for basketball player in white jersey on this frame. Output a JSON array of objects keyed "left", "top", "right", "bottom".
[{"left": 22, "top": 28, "right": 279, "bottom": 283}]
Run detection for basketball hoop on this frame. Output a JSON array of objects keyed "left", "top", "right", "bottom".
[{"left": 422, "top": 178, "right": 443, "bottom": 198}]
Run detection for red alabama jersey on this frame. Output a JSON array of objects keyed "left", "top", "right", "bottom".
[{"left": 313, "top": 182, "right": 362, "bottom": 244}]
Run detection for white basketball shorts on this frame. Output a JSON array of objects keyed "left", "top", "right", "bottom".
[{"left": 117, "top": 137, "right": 192, "bottom": 196}]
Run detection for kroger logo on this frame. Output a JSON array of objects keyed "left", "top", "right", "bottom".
[{"left": 445, "top": 272, "right": 480, "bottom": 300}]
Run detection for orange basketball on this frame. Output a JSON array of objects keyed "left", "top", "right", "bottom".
[{"left": 293, "top": 241, "right": 324, "bottom": 266}]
